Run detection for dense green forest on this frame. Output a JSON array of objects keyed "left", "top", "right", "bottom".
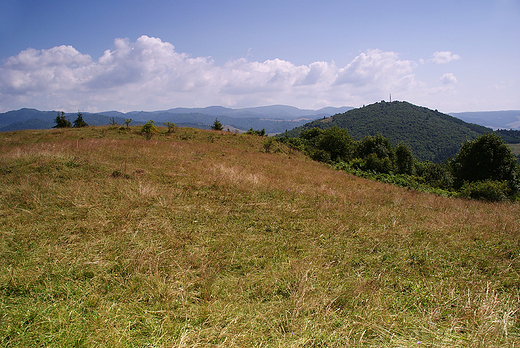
[
  {"left": 495, "top": 129, "right": 520, "bottom": 144},
  {"left": 276, "top": 127, "right": 520, "bottom": 202},
  {"left": 281, "top": 101, "right": 493, "bottom": 163}
]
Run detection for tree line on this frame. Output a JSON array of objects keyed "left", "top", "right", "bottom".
[
  {"left": 278, "top": 126, "right": 520, "bottom": 202},
  {"left": 54, "top": 112, "right": 88, "bottom": 128}
]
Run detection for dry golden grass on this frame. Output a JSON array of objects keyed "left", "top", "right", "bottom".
[{"left": 1, "top": 126, "right": 519, "bottom": 347}]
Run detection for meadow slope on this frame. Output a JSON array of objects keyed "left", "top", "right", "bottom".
[{"left": 1, "top": 127, "right": 520, "bottom": 347}]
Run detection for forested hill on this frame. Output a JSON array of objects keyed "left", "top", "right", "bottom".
[{"left": 281, "top": 101, "right": 492, "bottom": 163}]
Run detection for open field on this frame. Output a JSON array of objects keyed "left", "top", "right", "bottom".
[
  {"left": 508, "top": 143, "right": 520, "bottom": 156},
  {"left": 1, "top": 126, "right": 520, "bottom": 347}
]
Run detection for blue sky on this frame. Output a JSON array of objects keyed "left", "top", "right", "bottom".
[{"left": 0, "top": 0, "right": 519, "bottom": 113}]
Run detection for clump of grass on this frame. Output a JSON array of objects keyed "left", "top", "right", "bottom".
[
  {"left": 111, "top": 169, "right": 131, "bottom": 179},
  {"left": 0, "top": 127, "right": 519, "bottom": 346}
]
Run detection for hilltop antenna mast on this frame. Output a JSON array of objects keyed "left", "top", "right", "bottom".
[{"left": 389, "top": 94, "right": 392, "bottom": 102}]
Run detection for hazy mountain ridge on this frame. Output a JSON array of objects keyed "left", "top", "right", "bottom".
[
  {"left": 3, "top": 106, "right": 520, "bottom": 134},
  {"left": 450, "top": 110, "right": 520, "bottom": 130},
  {"left": 0, "top": 118, "right": 55, "bottom": 132},
  {"left": 0, "top": 109, "right": 57, "bottom": 129},
  {"left": 0, "top": 106, "right": 353, "bottom": 133}
]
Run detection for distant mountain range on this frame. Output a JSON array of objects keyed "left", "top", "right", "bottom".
[
  {"left": 450, "top": 110, "right": 520, "bottom": 130},
  {"left": 0, "top": 105, "right": 354, "bottom": 134},
  {"left": 282, "top": 101, "right": 520, "bottom": 163},
  {"left": 2, "top": 105, "right": 520, "bottom": 161},
  {"left": 2, "top": 105, "right": 519, "bottom": 134}
]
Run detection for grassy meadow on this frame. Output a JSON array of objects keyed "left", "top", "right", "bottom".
[
  {"left": 1, "top": 126, "right": 520, "bottom": 347},
  {"left": 509, "top": 143, "right": 520, "bottom": 156}
]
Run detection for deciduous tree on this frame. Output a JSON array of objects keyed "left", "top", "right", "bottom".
[
  {"left": 450, "top": 133, "right": 519, "bottom": 193},
  {"left": 317, "top": 126, "right": 354, "bottom": 162},
  {"left": 395, "top": 142, "right": 414, "bottom": 175}
]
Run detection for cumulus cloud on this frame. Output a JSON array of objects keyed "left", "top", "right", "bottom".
[
  {"left": 222, "top": 57, "right": 306, "bottom": 94},
  {"left": 441, "top": 73, "right": 458, "bottom": 84},
  {"left": 335, "top": 49, "right": 416, "bottom": 88},
  {"left": 0, "top": 36, "right": 435, "bottom": 111},
  {"left": 0, "top": 45, "right": 92, "bottom": 94},
  {"left": 431, "top": 51, "right": 461, "bottom": 64},
  {"left": 294, "top": 61, "right": 334, "bottom": 86}
]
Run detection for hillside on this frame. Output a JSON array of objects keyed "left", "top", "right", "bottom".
[
  {"left": 283, "top": 101, "right": 492, "bottom": 162},
  {"left": 0, "top": 118, "right": 54, "bottom": 132},
  {"left": 451, "top": 110, "right": 520, "bottom": 130},
  {"left": 1, "top": 127, "right": 519, "bottom": 346},
  {"left": 0, "top": 109, "right": 57, "bottom": 129}
]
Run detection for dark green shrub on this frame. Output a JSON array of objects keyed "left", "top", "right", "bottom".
[
  {"left": 141, "top": 120, "right": 158, "bottom": 140},
  {"left": 460, "top": 180, "right": 510, "bottom": 202},
  {"left": 364, "top": 153, "right": 393, "bottom": 174},
  {"left": 300, "top": 127, "right": 323, "bottom": 151},
  {"left": 415, "top": 161, "right": 453, "bottom": 189},
  {"left": 355, "top": 134, "right": 395, "bottom": 162},
  {"left": 309, "top": 148, "right": 331, "bottom": 163},
  {"left": 395, "top": 142, "right": 415, "bottom": 175},
  {"left": 277, "top": 137, "right": 305, "bottom": 151},
  {"left": 298, "top": 127, "right": 353, "bottom": 162},
  {"left": 316, "top": 126, "right": 354, "bottom": 162},
  {"left": 353, "top": 134, "right": 396, "bottom": 173},
  {"left": 246, "top": 128, "right": 266, "bottom": 136},
  {"left": 451, "top": 133, "right": 519, "bottom": 193},
  {"left": 349, "top": 158, "right": 365, "bottom": 170},
  {"left": 300, "top": 127, "right": 323, "bottom": 141}
]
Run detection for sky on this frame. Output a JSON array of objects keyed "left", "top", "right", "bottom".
[{"left": 0, "top": 0, "right": 519, "bottom": 113}]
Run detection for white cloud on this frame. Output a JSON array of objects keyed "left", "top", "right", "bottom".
[
  {"left": 334, "top": 49, "right": 416, "bottom": 87},
  {"left": 441, "top": 73, "right": 457, "bottom": 84},
  {"left": 0, "top": 36, "right": 462, "bottom": 112},
  {"left": 431, "top": 51, "right": 461, "bottom": 64},
  {"left": 294, "top": 61, "right": 333, "bottom": 86},
  {"left": 0, "top": 45, "right": 92, "bottom": 95},
  {"left": 222, "top": 57, "right": 306, "bottom": 94}
]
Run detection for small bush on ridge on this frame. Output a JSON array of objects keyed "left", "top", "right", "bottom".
[{"left": 141, "top": 120, "right": 159, "bottom": 140}]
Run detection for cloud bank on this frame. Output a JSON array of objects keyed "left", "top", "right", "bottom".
[{"left": 0, "top": 36, "right": 459, "bottom": 112}]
